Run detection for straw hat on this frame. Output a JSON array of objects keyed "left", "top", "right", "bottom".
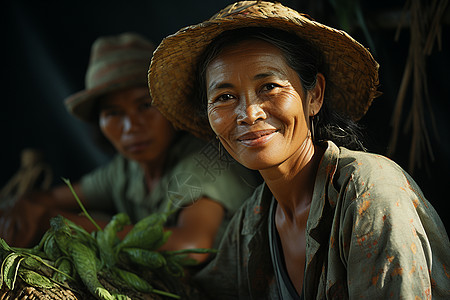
[
  {"left": 65, "top": 32, "right": 155, "bottom": 122},
  {"left": 149, "top": 1, "right": 380, "bottom": 139}
]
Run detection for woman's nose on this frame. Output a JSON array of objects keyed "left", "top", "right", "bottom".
[
  {"left": 123, "top": 113, "right": 143, "bottom": 132},
  {"left": 237, "top": 98, "right": 267, "bottom": 125}
]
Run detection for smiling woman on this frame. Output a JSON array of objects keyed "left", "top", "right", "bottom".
[
  {"left": 149, "top": 1, "right": 450, "bottom": 299},
  {"left": 204, "top": 37, "right": 322, "bottom": 171}
]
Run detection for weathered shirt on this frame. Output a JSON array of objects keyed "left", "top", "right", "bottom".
[
  {"left": 81, "top": 133, "right": 260, "bottom": 247},
  {"left": 194, "top": 140, "right": 450, "bottom": 299}
]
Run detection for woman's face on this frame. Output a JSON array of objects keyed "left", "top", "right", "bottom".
[
  {"left": 206, "top": 39, "right": 321, "bottom": 170},
  {"left": 99, "top": 86, "right": 175, "bottom": 164}
]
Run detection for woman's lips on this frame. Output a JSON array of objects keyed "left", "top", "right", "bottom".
[
  {"left": 124, "top": 140, "right": 152, "bottom": 153},
  {"left": 237, "top": 129, "right": 278, "bottom": 147}
]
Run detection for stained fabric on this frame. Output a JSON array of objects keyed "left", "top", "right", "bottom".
[{"left": 194, "top": 140, "right": 450, "bottom": 299}]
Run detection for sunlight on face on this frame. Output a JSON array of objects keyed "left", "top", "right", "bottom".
[{"left": 206, "top": 40, "right": 312, "bottom": 170}]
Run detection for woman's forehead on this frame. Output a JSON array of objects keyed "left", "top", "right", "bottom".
[
  {"left": 206, "top": 40, "right": 296, "bottom": 84},
  {"left": 218, "top": 38, "right": 283, "bottom": 58},
  {"left": 99, "top": 86, "right": 150, "bottom": 107}
]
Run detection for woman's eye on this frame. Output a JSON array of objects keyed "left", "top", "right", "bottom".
[
  {"left": 215, "top": 94, "right": 235, "bottom": 102},
  {"left": 262, "top": 83, "right": 279, "bottom": 91}
]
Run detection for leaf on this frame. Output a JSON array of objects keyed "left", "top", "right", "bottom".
[
  {"left": 102, "top": 213, "right": 130, "bottom": 247},
  {"left": 151, "top": 230, "right": 172, "bottom": 250},
  {"left": 21, "top": 256, "right": 41, "bottom": 270},
  {"left": 0, "top": 238, "right": 12, "bottom": 252},
  {"left": 113, "top": 267, "right": 180, "bottom": 299},
  {"left": 121, "top": 248, "right": 167, "bottom": 269},
  {"left": 43, "top": 234, "right": 62, "bottom": 260},
  {"left": 1, "top": 253, "right": 25, "bottom": 290},
  {"left": 64, "top": 217, "right": 97, "bottom": 245},
  {"left": 32, "top": 230, "right": 52, "bottom": 252},
  {"left": 19, "top": 269, "right": 53, "bottom": 289},
  {"left": 167, "top": 253, "right": 199, "bottom": 267},
  {"left": 94, "top": 287, "right": 115, "bottom": 300},
  {"left": 97, "top": 213, "right": 131, "bottom": 268},
  {"left": 52, "top": 257, "right": 73, "bottom": 283},
  {"left": 117, "top": 217, "right": 165, "bottom": 251},
  {"left": 96, "top": 230, "right": 116, "bottom": 268}
]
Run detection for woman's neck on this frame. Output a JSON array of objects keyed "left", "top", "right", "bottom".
[
  {"left": 261, "top": 137, "right": 323, "bottom": 222},
  {"left": 140, "top": 156, "right": 167, "bottom": 192}
]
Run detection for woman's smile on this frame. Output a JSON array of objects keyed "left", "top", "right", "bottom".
[
  {"left": 206, "top": 39, "right": 311, "bottom": 170},
  {"left": 237, "top": 128, "right": 279, "bottom": 147}
]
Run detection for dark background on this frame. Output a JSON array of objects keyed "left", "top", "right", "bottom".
[{"left": 3, "top": 1, "right": 449, "bottom": 231}]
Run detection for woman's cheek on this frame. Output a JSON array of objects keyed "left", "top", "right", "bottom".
[{"left": 207, "top": 106, "right": 235, "bottom": 137}]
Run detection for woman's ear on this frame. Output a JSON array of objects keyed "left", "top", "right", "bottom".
[{"left": 308, "top": 73, "right": 325, "bottom": 116}]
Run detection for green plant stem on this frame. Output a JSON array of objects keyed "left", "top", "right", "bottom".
[
  {"left": 62, "top": 178, "right": 102, "bottom": 232},
  {"left": 165, "top": 248, "right": 218, "bottom": 255},
  {"left": 152, "top": 288, "right": 181, "bottom": 299}
]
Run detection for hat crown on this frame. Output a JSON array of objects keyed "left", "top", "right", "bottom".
[
  {"left": 85, "top": 32, "right": 155, "bottom": 90},
  {"left": 65, "top": 32, "right": 154, "bottom": 122},
  {"left": 209, "top": 0, "right": 311, "bottom": 21}
]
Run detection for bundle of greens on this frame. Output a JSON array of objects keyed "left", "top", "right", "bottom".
[{"left": 0, "top": 179, "right": 214, "bottom": 299}]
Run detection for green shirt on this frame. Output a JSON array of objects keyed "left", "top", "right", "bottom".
[
  {"left": 194, "top": 141, "right": 450, "bottom": 299},
  {"left": 81, "top": 134, "right": 260, "bottom": 246}
]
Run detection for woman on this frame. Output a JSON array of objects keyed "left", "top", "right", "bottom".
[
  {"left": 148, "top": 1, "right": 450, "bottom": 298},
  {"left": 0, "top": 32, "right": 259, "bottom": 263}
]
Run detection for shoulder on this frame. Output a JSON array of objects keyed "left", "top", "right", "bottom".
[
  {"left": 334, "top": 147, "right": 418, "bottom": 199},
  {"left": 322, "top": 145, "right": 431, "bottom": 224},
  {"left": 338, "top": 147, "right": 405, "bottom": 180},
  {"left": 164, "top": 133, "right": 212, "bottom": 174},
  {"left": 169, "top": 133, "right": 208, "bottom": 159},
  {"left": 81, "top": 154, "right": 123, "bottom": 179},
  {"left": 81, "top": 154, "right": 142, "bottom": 189},
  {"left": 318, "top": 142, "right": 418, "bottom": 204},
  {"left": 329, "top": 147, "right": 442, "bottom": 236}
]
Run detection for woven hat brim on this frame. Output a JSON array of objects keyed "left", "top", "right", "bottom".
[
  {"left": 65, "top": 76, "right": 146, "bottom": 122},
  {"left": 149, "top": 2, "right": 380, "bottom": 139}
]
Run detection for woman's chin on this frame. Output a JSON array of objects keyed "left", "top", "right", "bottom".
[{"left": 234, "top": 151, "right": 280, "bottom": 171}]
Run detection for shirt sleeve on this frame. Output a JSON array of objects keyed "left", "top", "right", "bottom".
[
  {"left": 80, "top": 155, "right": 122, "bottom": 210},
  {"left": 167, "top": 139, "right": 260, "bottom": 217},
  {"left": 340, "top": 159, "right": 450, "bottom": 299}
]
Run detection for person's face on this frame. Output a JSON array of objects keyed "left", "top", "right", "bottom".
[
  {"left": 206, "top": 40, "right": 323, "bottom": 170},
  {"left": 99, "top": 86, "right": 175, "bottom": 164}
]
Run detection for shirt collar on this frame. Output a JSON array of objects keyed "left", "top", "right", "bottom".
[
  {"left": 308, "top": 141, "right": 340, "bottom": 232},
  {"left": 242, "top": 182, "right": 273, "bottom": 235}
]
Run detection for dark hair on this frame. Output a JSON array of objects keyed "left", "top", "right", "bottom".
[{"left": 195, "top": 27, "right": 367, "bottom": 151}]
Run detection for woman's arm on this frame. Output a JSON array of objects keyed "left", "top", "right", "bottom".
[
  {"left": 342, "top": 186, "right": 441, "bottom": 299},
  {"left": 158, "top": 197, "right": 225, "bottom": 263}
]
